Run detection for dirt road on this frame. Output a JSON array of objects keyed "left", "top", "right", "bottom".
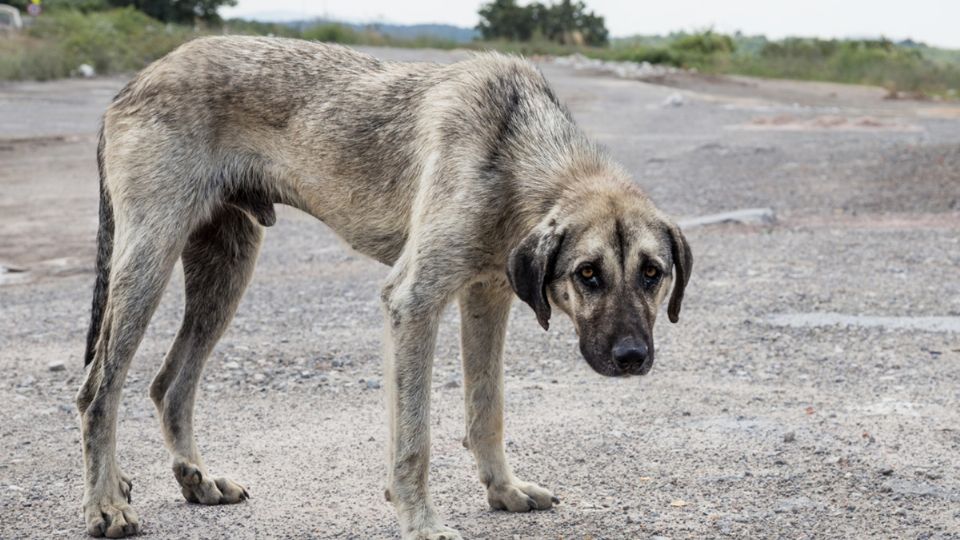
[{"left": 2, "top": 47, "right": 959, "bottom": 539}]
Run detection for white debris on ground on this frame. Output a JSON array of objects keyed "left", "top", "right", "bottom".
[
  {"left": 662, "top": 92, "right": 685, "bottom": 107},
  {"left": 0, "top": 264, "right": 29, "bottom": 286},
  {"left": 76, "top": 64, "right": 96, "bottom": 78},
  {"left": 678, "top": 207, "right": 777, "bottom": 228},
  {"left": 552, "top": 53, "right": 684, "bottom": 81}
]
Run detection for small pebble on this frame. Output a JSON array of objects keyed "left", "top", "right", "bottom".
[
  {"left": 783, "top": 431, "right": 796, "bottom": 443},
  {"left": 47, "top": 361, "right": 66, "bottom": 372}
]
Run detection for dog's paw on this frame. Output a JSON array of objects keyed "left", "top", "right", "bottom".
[
  {"left": 404, "top": 524, "right": 462, "bottom": 540},
  {"left": 84, "top": 498, "right": 139, "bottom": 538},
  {"left": 487, "top": 479, "right": 557, "bottom": 512},
  {"left": 173, "top": 459, "right": 249, "bottom": 505}
]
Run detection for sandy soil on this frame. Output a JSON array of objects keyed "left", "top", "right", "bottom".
[{"left": 1, "top": 47, "right": 959, "bottom": 539}]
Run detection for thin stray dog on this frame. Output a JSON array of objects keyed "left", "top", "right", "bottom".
[{"left": 78, "top": 37, "right": 692, "bottom": 539}]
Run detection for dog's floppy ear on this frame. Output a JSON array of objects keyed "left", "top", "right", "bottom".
[
  {"left": 666, "top": 223, "right": 693, "bottom": 323},
  {"left": 507, "top": 223, "right": 565, "bottom": 331}
]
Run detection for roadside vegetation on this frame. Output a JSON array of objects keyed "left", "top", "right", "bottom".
[
  {"left": 1, "top": 0, "right": 958, "bottom": 98},
  {"left": 607, "top": 32, "right": 960, "bottom": 97},
  {"left": 0, "top": 8, "right": 192, "bottom": 80}
]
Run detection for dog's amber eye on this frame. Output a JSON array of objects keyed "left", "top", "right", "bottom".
[
  {"left": 577, "top": 265, "right": 600, "bottom": 288},
  {"left": 643, "top": 266, "right": 660, "bottom": 279}
]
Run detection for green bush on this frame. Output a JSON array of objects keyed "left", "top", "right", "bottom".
[
  {"left": 0, "top": 8, "right": 194, "bottom": 80},
  {"left": 609, "top": 46, "right": 683, "bottom": 67},
  {"left": 605, "top": 31, "right": 734, "bottom": 69},
  {"left": 729, "top": 37, "right": 960, "bottom": 93},
  {"left": 302, "top": 24, "right": 360, "bottom": 45},
  {"left": 672, "top": 31, "right": 734, "bottom": 56},
  {"left": 5, "top": 0, "right": 109, "bottom": 12}
]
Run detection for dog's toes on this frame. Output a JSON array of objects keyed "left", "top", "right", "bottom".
[
  {"left": 408, "top": 524, "right": 463, "bottom": 540},
  {"left": 214, "top": 477, "right": 248, "bottom": 504},
  {"left": 175, "top": 460, "right": 248, "bottom": 506},
  {"left": 172, "top": 460, "right": 203, "bottom": 487},
  {"left": 84, "top": 501, "right": 139, "bottom": 538},
  {"left": 488, "top": 484, "right": 535, "bottom": 512},
  {"left": 181, "top": 485, "right": 200, "bottom": 504},
  {"left": 488, "top": 479, "right": 556, "bottom": 513},
  {"left": 86, "top": 514, "right": 106, "bottom": 537},
  {"left": 516, "top": 479, "right": 556, "bottom": 510},
  {"left": 84, "top": 473, "right": 140, "bottom": 538}
]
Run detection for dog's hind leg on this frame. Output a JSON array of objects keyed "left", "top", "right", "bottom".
[
  {"left": 149, "top": 206, "right": 261, "bottom": 505},
  {"left": 78, "top": 217, "right": 190, "bottom": 538},
  {"left": 458, "top": 278, "right": 556, "bottom": 513}
]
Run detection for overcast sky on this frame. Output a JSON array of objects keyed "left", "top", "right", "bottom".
[{"left": 221, "top": 0, "right": 960, "bottom": 48}]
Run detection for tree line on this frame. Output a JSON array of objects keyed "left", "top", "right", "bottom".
[
  {"left": 477, "top": 0, "right": 608, "bottom": 46},
  {"left": 5, "top": 0, "right": 236, "bottom": 23},
  {"left": 8, "top": 0, "right": 610, "bottom": 45}
]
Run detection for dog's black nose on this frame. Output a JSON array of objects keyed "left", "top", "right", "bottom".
[{"left": 612, "top": 338, "right": 649, "bottom": 372}]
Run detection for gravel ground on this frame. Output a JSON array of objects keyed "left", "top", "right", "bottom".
[{"left": 1, "top": 47, "right": 959, "bottom": 539}]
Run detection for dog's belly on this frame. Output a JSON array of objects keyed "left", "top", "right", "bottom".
[
  {"left": 336, "top": 224, "right": 409, "bottom": 266},
  {"left": 277, "top": 168, "right": 414, "bottom": 267}
]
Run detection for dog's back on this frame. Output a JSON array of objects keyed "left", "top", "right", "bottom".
[{"left": 101, "top": 37, "right": 578, "bottom": 263}]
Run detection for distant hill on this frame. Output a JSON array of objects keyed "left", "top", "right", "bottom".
[{"left": 281, "top": 18, "right": 478, "bottom": 43}]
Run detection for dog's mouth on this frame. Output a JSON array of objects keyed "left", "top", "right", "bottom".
[{"left": 582, "top": 355, "right": 654, "bottom": 377}]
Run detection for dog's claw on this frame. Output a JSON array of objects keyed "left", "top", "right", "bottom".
[
  {"left": 182, "top": 486, "right": 199, "bottom": 503},
  {"left": 118, "top": 472, "right": 133, "bottom": 504}
]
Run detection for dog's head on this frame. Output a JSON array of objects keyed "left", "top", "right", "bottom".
[{"left": 508, "top": 187, "right": 692, "bottom": 377}]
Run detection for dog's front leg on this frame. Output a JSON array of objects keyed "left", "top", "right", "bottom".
[
  {"left": 458, "top": 279, "right": 557, "bottom": 513},
  {"left": 382, "top": 272, "right": 461, "bottom": 540}
]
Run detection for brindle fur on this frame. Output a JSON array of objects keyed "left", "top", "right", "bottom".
[{"left": 78, "top": 36, "right": 692, "bottom": 540}]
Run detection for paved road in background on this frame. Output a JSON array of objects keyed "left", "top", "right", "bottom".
[{"left": 2, "top": 46, "right": 959, "bottom": 539}]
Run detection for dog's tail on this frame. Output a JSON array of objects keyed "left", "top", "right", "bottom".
[{"left": 83, "top": 124, "right": 115, "bottom": 366}]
